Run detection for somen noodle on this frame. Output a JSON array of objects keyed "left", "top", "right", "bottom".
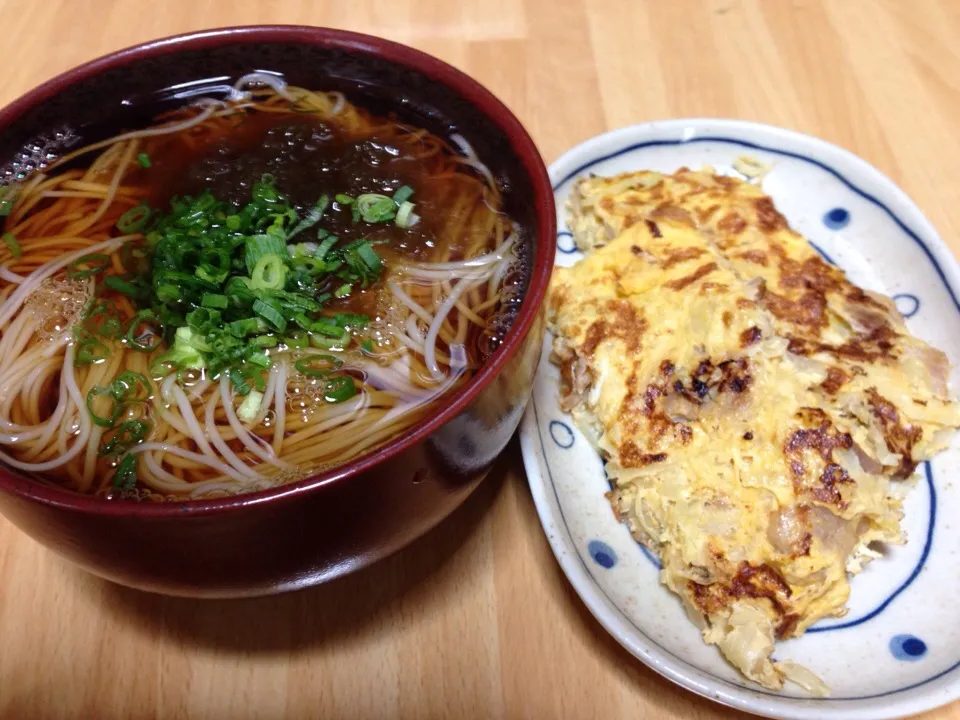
[{"left": 0, "top": 76, "right": 525, "bottom": 500}]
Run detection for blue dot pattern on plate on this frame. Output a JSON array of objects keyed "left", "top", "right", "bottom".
[
  {"left": 588, "top": 540, "right": 617, "bottom": 569},
  {"left": 548, "top": 420, "right": 575, "bottom": 449},
  {"left": 823, "top": 207, "right": 850, "bottom": 230},
  {"left": 890, "top": 634, "right": 928, "bottom": 661},
  {"left": 893, "top": 293, "right": 920, "bottom": 318},
  {"left": 557, "top": 230, "right": 577, "bottom": 254}
]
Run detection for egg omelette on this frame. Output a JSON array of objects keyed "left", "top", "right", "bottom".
[{"left": 549, "top": 167, "right": 960, "bottom": 693}]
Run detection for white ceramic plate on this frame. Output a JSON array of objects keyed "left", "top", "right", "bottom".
[{"left": 519, "top": 119, "right": 960, "bottom": 719}]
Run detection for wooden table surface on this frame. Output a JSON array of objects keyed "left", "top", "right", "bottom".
[{"left": 1, "top": 1, "right": 959, "bottom": 718}]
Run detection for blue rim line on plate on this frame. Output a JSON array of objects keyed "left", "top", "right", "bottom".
[{"left": 539, "top": 132, "right": 960, "bottom": 702}]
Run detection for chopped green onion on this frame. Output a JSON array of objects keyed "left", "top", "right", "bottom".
[
  {"left": 287, "top": 195, "right": 329, "bottom": 240},
  {"left": 357, "top": 193, "right": 396, "bottom": 223},
  {"left": 2, "top": 233, "right": 20, "bottom": 258},
  {"left": 137, "top": 153, "right": 152, "bottom": 169},
  {"left": 111, "top": 371, "right": 151, "bottom": 402},
  {"left": 74, "top": 328, "right": 110, "bottom": 366},
  {"left": 67, "top": 254, "right": 110, "bottom": 280},
  {"left": 252, "top": 298, "right": 287, "bottom": 333},
  {"left": 250, "top": 254, "right": 287, "bottom": 291},
  {"left": 156, "top": 284, "right": 180, "bottom": 303},
  {"left": 247, "top": 352, "right": 271, "bottom": 368},
  {"left": 335, "top": 194, "right": 354, "bottom": 205},
  {"left": 356, "top": 242, "right": 383, "bottom": 273},
  {"left": 284, "top": 331, "right": 309, "bottom": 349},
  {"left": 124, "top": 310, "right": 161, "bottom": 352},
  {"left": 333, "top": 283, "right": 352, "bottom": 298},
  {"left": 99, "top": 419, "right": 150, "bottom": 458},
  {"left": 112, "top": 454, "right": 139, "bottom": 490},
  {"left": 309, "top": 333, "right": 344, "bottom": 350},
  {"left": 309, "top": 320, "right": 347, "bottom": 339},
  {"left": 294, "top": 354, "right": 343, "bottom": 377},
  {"left": 315, "top": 235, "right": 338, "bottom": 259},
  {"left": 361, "top": 339, "right": 374, "bottom": 354},
  {"left": 201, "top": 294, "right": 229, "bottom": 309},
  {"left": 395, "top": 201, "right": 419, "bottom": 228},
  {"left": 334, "top": 313, "right": 369, "bottom": 330},
  {"left": 244, "top": 234, "right": 288, "bottom": 275},
  {"left": 291, "top": 242, "right": 319, "bottom": 258},
  {"left": 0, "top": 185, "right": 18, "bottom": 217},
  {"left": 117, "top": 205, "right": 152, "bottom": 234},
  {"left": 153, "top": 326, "right": 205, "bottom": 372},
  {"left": 83, "top": 300, "right": 123, "bottom": 338},
  {"left": 229, "top": 364, "right": 266, "bottom": 395},
  {"left": 291, "top": 256, "right": 327, "bottom": 276},
  {"left": 86, "top": 385, "right": 122, "bottom": 427},
  {"left": 237, "top": 389, "right": 264, "bottom": 423},
  {"left": 253, "top": 334, "right": 279, "bottom": 348},
  {"left": 104, "top": 275, "right": 141, "bottom": 297},
  {"left": 226, "top": 317, "right": 261, "bottom": 337},
  {"left": 323, "top": 375, "right": 356, "bottom": 403},
  {"left": 392, "top": 185, "right": 414, "bottom": 204}
]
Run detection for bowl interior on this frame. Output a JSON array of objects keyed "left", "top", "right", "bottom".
[{"left": 0, "top": 27, "right": 553, "bottom": 509}]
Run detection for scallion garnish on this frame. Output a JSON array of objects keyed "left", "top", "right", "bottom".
[
  {"left": 284, "top": 331, "right": 309, "bottom": 349},
  {"left": 395, "top": 201, "right": 419, "bottom": 228},
  {"left": 294, "top": 354, "right": 343, "bottom": 377},
  {"left": 83, "top": 300, "right": 123, "bottom": 339},
  {"left": 104, "top": 275, "right": 141, "bottom": 297},
  {"left": 74, "top": 328, "right": 111, "bottom": 366},
  {"left": 323, "top": 375, "right": 357, "bottom": 403},
  {"left": 100, "top": 419, "right": 150, "bottom": 458},
  {"left": 137, "top": 153, "right": 152, "bottom": 169},
  {"left": 309, "top": 320, "right": 346, "bottom": 339},
  {"left": 392, "top": 185, "right": 414, "bottom": 204},
  {"left": 112, "top": 454, "right": 139, "bottom": 490},
  {"left": 252, "top": 298, "right": 287, "bottom": 333},
  {"left": 244, "top": 233, "right": 288, "bottom": 275},
  {"left": 0, "top": 185, "right": 19, "bottom": 217},
  {"left": 2, "top": 233, "right": 20, "bottom": 258},
  {"left": 67, "top": 254, "right": 111, "bottom": 280},
  {"left": 117, "top": 205, "right": 152, "bottom": 234},
  {"left": 315, "top": 235, "right": 338, "bottom": 260},
  {"left": 287, "top": 195, "right": 329, "bottom": 240},
  {"left": 236, "top": 389, "right": 264, "bottom": 423},
  {"left": 111, "top": 371, "right": 151, "bottom": 402},
  {"left": 253, "top": 334, "right": 279, "bottom": 348},
  {"left": 111, "top": 173, "right": 412, "bottom": 393},
  {"left": 201, "top": 294, "right": 229, "bottom": 309},
  {"left": 356, "top": 193, "right": 397, "bottom": 223},
  {"left": 124, "top": 310, "right": 161, "bottom": 352},
  {"left": 86, "top": 385, "right": 123, "bottom": 427},
  {"left": 250, "top": 255, "right": 287, "bottom": 291},
  {"left": 309, "top": 333, "right": 344, "bottom": 350}
]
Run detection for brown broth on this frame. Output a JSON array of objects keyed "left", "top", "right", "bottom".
[{"left": 126, "top": 111, "right": 488, "bottom": 319}]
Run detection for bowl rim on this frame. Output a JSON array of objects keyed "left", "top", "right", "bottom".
[{"left": 0, "top": 24, "right": 556, "bottom": 517}]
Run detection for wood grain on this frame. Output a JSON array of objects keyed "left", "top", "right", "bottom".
[{"left": 1, "top": 1, "right": 958, "bottom": 718}]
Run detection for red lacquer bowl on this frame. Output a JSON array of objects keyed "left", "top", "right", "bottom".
[{"left": 0, "top": 26, "right": 555, "bottom": 597}]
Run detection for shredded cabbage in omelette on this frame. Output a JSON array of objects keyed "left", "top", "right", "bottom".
[{"left": 549, "top": 168, "right": 960, "bottom": 694}]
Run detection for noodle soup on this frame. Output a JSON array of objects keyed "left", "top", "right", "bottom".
[{"left": 0, "top": 74, "right": 526, "bottom": 501}]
